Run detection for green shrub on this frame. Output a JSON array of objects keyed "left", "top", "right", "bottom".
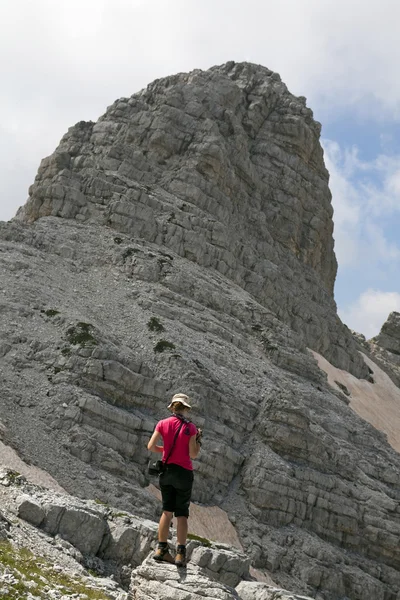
[
  {"left": 154, "top": 339, "right": 175, "bottom": 353},
  {"left": 66, "top": 322, "right": 97, "bottom": 346},
  {"left": 187, "top": 533, "right": 212, "bottom": 546},
  {"left": 122, "top": 247, "right": 139, "bottom": 260},
  {"left": 147, "top": 316, "right": 165, "bottom": 332},
  {"left": 112, "top": 511, "right": 130, "bottom": 519},
  {"left": 6, "top": 470, "right": 21, "bottom": 483},
  {"left": 41, "top": 309, "right": 60, "bottom": 317},
  {"left": 94, "top": 498, "right": 109, "bottom": 506}
]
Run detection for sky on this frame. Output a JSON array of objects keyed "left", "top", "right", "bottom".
[{"left": 1, "top": 0, "right": 400, "bottom": 338}]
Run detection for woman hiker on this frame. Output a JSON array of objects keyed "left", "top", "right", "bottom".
[{"left": 147, "top": 393, "right": 202, "bottom": 567}]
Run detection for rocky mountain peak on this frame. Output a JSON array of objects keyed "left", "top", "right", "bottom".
[
  {"left": 15, "top": 61, "right": 364, "bottom": 376},
  {"left": 2, "top": 63, "right": 400, "bottom": 600},
  {"left": 18, "top": 61, "right": 332, "bottom": 284}
]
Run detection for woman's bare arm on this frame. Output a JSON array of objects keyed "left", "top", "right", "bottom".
[
  {"left": 147, "top": 430, "right": 163, "bottom": 453},
  {"left": 189, "top": 434, "right": 201, "bottom": 459}
]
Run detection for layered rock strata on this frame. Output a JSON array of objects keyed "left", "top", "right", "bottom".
[
  {"left": 0, "top": 63, "right": 399, "bottom": 600},
  {"left": 16, "top": 62, "right": 366, "bottom": 378}
]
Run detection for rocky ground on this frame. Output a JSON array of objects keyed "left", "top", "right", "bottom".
[{"left": 0, "top": 469, "right": 312, "bottom": 600}]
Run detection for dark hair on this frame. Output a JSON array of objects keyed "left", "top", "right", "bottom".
[{"left": 171, "top": 402, "right": 188, "bottom": 413}]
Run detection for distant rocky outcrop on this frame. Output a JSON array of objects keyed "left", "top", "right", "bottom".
[
  {"left": 363, "top": 312, "right": 400, "bottom": 389},
  {"left": 1, "top": 62, "right": 400, "bottom": 600},
  {"left": 375, "top": 311, "right": 400, "bottom": 355}
]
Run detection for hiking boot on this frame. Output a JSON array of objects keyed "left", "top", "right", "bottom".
[
  {"left": 175, "top": 545, "right": 186, "bottom": 567},
  {"left": 153, "top": 544, "right": 174, "bottom": 563}
]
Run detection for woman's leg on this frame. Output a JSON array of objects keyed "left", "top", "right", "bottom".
[
  {"left": 153, "top": 479, "right": 176, "bottom": 562},
  {"left": 174, "top": 477, "right": 193, "bottom": 567},
  {"left": 158, "top": 510, "right": 173, "bottom": 542},
  {"left": 158, "top": 479, "right": 176, "bottom": 542},
  {"left": 176, "top": 515, "right": 188, "bottom": 545}
]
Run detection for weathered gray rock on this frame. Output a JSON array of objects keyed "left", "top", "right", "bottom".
[
  {"left": 237, "top": 581, "right": 313, "bottom": 600},
  {"left": 50, "top": 506, "right": 107, "bottom": 555},
  {"left": 374, "top": 311, "right": 400, "bottom": 354},
  {"left": 355, "top": 313, "right": 400, "bottom": 389},
  {"left": 17, "top": 495, "right": 45, "bottom": 526},
  {"left": 1, "top": 475, "right": 131, "bottom": 599},
  {"left": 15, "top": 62, "right": 366, "bottom": 379},
  {"left": 16, "top": 492, "right": 109, "bottom": 555},
  {"left": 189, "top": 545, "right": 251, "bottom": 587},
  {"left": 130, "top": 553, "right": 243, "bottom": 600},
  {"left": 14, "top": 487, "right": 160, "bottom": 564},
  {"left": 0, "top": 62, "right": 400, "bottom": 600},
  {"left": 99, "top": 517, "right": 158, "bottom": 566},
  {"left": 0, "top": 507, "right": 11, "bottom": 541},
  {"left": 7, "top": 477, "right": 263, "bottom": 599}
]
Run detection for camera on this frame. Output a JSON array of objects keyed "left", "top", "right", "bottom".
[{"left": 148, "top": 459, "right": 165, "bottom": 476}]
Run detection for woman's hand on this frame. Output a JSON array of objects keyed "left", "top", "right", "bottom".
[
  {"left": 189, "top": 434, "right": 201, "bottom": 458},
  {"left": 196, "top": 428, "right": 203, "bottom": 444}
]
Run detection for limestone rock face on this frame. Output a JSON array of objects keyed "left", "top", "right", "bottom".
[
  {"left": 16, "top": 61, "right": 366, "bottom": 377},
  {"left": 375, "top": 311, "right": 400, "bottom": 355},
  {"left": 359, "top": 312, "right": 400, "bottom": 390},
  {"left": 1, "top": 63, "right": 400, "bottom": 600}
]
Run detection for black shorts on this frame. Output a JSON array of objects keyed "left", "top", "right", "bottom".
[{"left": 159, "top": 463, "right": 194, "bottom": 518}]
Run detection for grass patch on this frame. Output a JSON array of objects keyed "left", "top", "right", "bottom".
[
  {"left": 66, "top": 322, "right": 97, "bottom": 347},
  {"left": 0, "top": 541, "right": 112, "bottom": 599},
  {"left": 41, "top": 309, "right": 60, "bottom": 317},
  {"left": 147, "top": 317, "right": 165, "bottom": 333},
  {"left": 94, "top": 499, "right": 109, "bottom": 506},
  {"left": 6, "top": 470, "right": 21, "bottom": 483},
  {"left": 154, "top": 339, "right": 175, "bottom": 353},
  {"left": 61, "top": 347, "right": 71, "bottom": 356},
  {"left": 122, "top": 247, "right": 139, "bottom": 261},
  {"left": 112, "top": 512, "right": 130, "bottom": 519},
  {"left": 187, "top": 533, "right": 211, "bottom": 547}
]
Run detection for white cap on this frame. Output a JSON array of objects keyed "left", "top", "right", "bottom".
[{"left": 167, "top": 393, "right": 192, "bottom": 409}]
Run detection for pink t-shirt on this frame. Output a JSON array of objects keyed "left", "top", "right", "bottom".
[{"left": 155, "top": 416, "right": 197, "bottom": 471}]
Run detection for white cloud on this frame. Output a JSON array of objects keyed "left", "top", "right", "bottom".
[
  {"left": 339, "top": 289, "right": 400, "bottom": 338},
  {"left": 386, "top": 169, "right": 400, "bottom": 196},
  {"left": 323, "top": 139, "right": 400, "bottom": 268},
  {"left": 323, "top": 141, "right": 361, "bottom": 227}
]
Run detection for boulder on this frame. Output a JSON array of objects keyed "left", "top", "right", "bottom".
[{"left": 17, "top": 495, "right": 45, "bottom": 527}]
